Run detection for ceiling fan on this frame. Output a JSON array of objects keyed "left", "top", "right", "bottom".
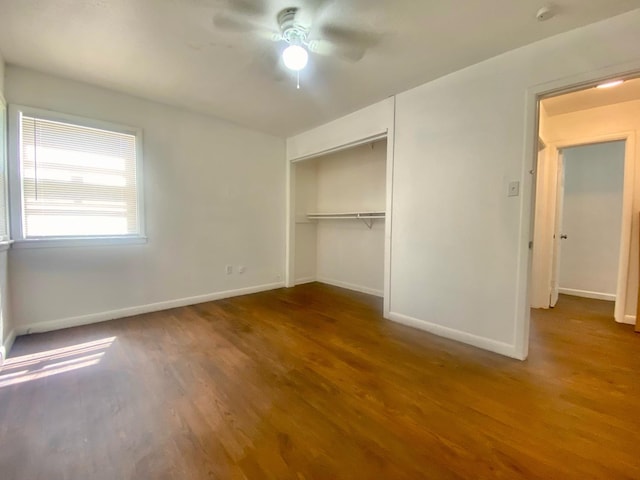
[{"left": 213, "top": 0, "right": 382, "bottom": 87}]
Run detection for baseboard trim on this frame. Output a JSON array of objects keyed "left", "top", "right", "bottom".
[
  {"left": 558, "top": 288, "right": 616, "bottom": 302},
  {"left": 387, "top": 311, "right": 522, "bottom": 360},
  {"left": 295, "top": 276, "right": 316, "bottom": 285},
  {"left": 0, "top": 328, "right": 17, "bottom": 364},
  {"left": 316, "top": 277, "right": 384, "bottom": 298},
  {"left": 622, "top": 315, "right": 636, "bottom": 325},
  {"left": 15, "top": 282, "right": 285, "bottom": 336}
]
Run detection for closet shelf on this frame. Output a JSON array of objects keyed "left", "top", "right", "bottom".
[{"left": 306, "top": 211, "right": 385, "bottom": 229}]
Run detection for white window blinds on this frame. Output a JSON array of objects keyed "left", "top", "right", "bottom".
[{"left": 19, "top": 115, "right": 140, "bottom": 238}]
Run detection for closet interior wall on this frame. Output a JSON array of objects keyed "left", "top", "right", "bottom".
[{"left": 293, "top": 140, "right": 387, "bottom": 296}]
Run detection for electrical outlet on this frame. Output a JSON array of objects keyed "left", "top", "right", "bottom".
[
  {"left": 238, "top": 266, "right": 246, "bottom": 274},
  {"left": 225, "top": 265, "right": 233, "bottom": 275}
]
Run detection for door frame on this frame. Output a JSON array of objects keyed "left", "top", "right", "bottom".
[
  {"left": 549, "top": 148, "right": 565, "bottom": 308},
  {"left": 516, "top": 61, "right": 640, "bottom": 360},
  {"left": 532, "top": 134, "right": 634, "bottom": 322}
]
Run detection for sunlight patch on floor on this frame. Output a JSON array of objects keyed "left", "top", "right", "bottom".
[{"left": 0, "top": 336, "right": 116, "bottom": 388}]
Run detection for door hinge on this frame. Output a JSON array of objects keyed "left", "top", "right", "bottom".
[{"left": 529, "top": 240, "right": 533, "bottom": 249}]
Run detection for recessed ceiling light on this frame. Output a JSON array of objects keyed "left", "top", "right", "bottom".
[{"left": 596, "top": 80, "right": 624, "bottom": 89}]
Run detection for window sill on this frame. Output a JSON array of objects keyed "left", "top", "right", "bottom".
[{"left": 12, "top": 236, "right": 148, "bottom": 249}]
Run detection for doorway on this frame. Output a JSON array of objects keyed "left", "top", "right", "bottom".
[
  {"left": 553, "top": 141, "right": 625, "bottom": 306},
  {"left": 529, "top": 76, "right": 640, "bottom": 326}
]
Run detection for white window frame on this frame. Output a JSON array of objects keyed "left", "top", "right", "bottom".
[
  {"left": 8, "top": 105, "right": 147, "bottom": 248},
  {"left": 0, "top": 94, "right": 11, "bottom": 252}
]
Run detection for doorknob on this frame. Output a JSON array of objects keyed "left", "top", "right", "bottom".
[{"left": 560, "top": 234, "right": 568, "bottom": 240}]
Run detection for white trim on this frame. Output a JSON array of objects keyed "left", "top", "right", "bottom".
[
  {"left": 383, "top": 97, "right": 396, "bottom": 318},
  {"left": 135, "top": 125, "right": 146, "bottom": 239},
  {"left": 12, "top": 236, "right": 147, "bottom": 249},
  {"left": 0, "top": 328, "right": 16, "bottom": 364},
  {"left": 622, "top": 315, "right": 635, "bottom": 325},
  {"left": 14, "top": 282, "right": 284, "bottom": 336},
  {"left": 290, "top": 132, "right": 388, "bottom": 163},
  {"left": 0, "top": 240, "right": 13, "bottom": 252},
  {"left": 316, "top": 277, "right": 384, "bottom": 297},
  {"left": 558, "top": 288, "right": 616, "bottom": 302},
  {"left": 388, "top": 312, "right": 521, "bottom": 359},
  {"left": 7, "top": 104, "right": 22, "bottom": 239},
  {"left": 295, "top": 276, "right": 316, "bottom": 285},
  {"left": 285, "top": 155, "right": 295, "bottom": 287},
  {"left": 9, "top": 105, "right": 141, "bottom": 136},
  {"left": 0, "top": 95, "right": 9, "bottom": 242}
]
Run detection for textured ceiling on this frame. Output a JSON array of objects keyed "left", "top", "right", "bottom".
[
  {"left": 0, "top": 0, "right": 639, "bottom": 137},
  {"left": 543, "top": 76, "right": 640, "bottom": 116}
]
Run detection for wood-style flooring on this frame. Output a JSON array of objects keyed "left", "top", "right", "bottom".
[{"left": 0, "top": 284, "right": 639, "bottom": 479}]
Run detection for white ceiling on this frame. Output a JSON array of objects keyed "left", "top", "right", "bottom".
[
  {"left": 543, "top": 77, "right": 640, "bottom": 116},
  {"left": 0, "top": 0, "right": 639, "bottom": 137}
]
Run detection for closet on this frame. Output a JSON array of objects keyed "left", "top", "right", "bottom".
[{"left": 292, "top": 139, "right": 387, "bottom": 296}]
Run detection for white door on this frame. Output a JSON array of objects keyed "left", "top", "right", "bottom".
[{"left": 550, "top": 151, "right": 565, "bottom": 307}]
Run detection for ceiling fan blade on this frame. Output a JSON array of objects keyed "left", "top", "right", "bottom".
[
  {"left": 226, "top": 0, "right": 266, "bottom": 17},
  {"left": 213, "top": 11, "right": 278, "bottom": 39},
  {"left": 320, "top": 24, "right": 383, "bottom": 50},
  {"left": 295, "top": 0, "right": 333, "bottom": 29},
  {"left": 212, "top": 0, "right": 269, "bottom": 32},
  {"left": 308, "top": 39, "right": 366, "bottom": 62}
]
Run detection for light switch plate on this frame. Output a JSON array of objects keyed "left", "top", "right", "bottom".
[{"left": 508, "top": 181, "right": 520, "bottom": 197}]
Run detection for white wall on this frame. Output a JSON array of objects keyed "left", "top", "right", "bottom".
[
  {"left": 5, "top": 66, "right": 286, "bottom": 333},
  {"left": 315, "top": 141, "right": 386, "bottom": 295},
  {"left": 559, "top": 142, "right": 625, "bottom": 298},
  {"left": 316, "top": 141, "right": 387, "bottom": 213},
  {"left": 390, "top": 10, "right": 640, "bottom": 358},
  {"left": 0, "top": 250, "right": 9, "bottom": 360},
  {"left": 543, "top": 99, "right": 640, "bottom": 320}
]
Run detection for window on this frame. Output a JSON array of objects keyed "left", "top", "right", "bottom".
[{"left": 9, "top": 106, "right": 145, "bottom": 246}]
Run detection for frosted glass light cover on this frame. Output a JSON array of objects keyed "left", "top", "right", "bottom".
[{"left": 282, "top": 45, "right": 308, "bottom": 71}]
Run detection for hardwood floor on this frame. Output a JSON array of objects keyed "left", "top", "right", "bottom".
[{"left": 1, "top": 285, "right": 638, "bottom": 479}]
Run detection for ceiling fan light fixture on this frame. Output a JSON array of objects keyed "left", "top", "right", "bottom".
[{"left": 282, "top": 44, "right": 309, "bottom": 71}]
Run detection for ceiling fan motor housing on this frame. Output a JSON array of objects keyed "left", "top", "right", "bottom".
[{"left": 278, "top": 7, "right": 308, "bottom": 46}]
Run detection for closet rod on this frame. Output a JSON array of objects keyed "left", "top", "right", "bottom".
[{"left": 306, "top": 212, "right": 385, "bottom": 229}]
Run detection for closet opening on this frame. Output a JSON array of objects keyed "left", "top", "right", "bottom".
[{"left": 289, "top": 138, "right": 388, "bottom": 304}]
